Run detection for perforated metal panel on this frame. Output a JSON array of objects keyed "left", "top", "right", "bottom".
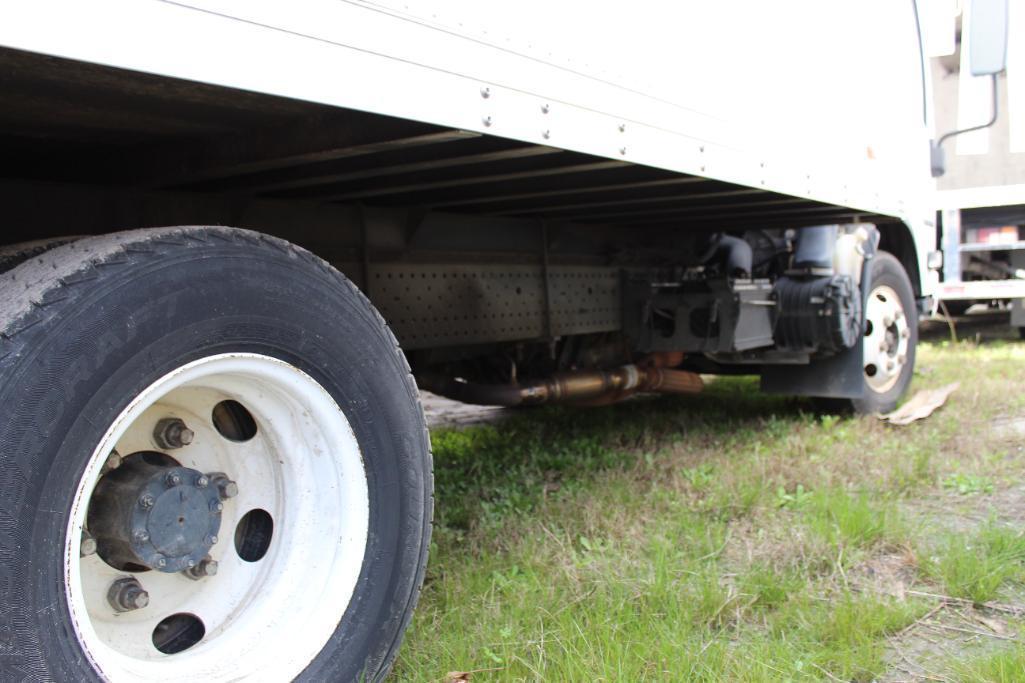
[
  {"left": 548, "top": 267, "right": 621, "bottom": 335},
  {"left": 369, "top": 264, "right": 620, "bottom": 349}
]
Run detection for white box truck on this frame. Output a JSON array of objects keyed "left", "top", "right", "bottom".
[{"left": 0, "top": 1, "right": 1006, "bottom": 680}]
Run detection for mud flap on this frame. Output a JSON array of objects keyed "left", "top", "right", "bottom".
[{"left": 760, "top": 336, "right": 866, "bottom": 398}]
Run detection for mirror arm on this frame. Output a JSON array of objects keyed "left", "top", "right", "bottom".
[
  {"left": 931, "top": 74, "right": 999, "bottom": 177},
  {"left": 937, "top": 73, "right": 999, "bottom": 147}
]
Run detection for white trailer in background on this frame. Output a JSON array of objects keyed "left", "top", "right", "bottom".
[{"left": 0, "top": 1, "right": 1006, "bottom": 680}]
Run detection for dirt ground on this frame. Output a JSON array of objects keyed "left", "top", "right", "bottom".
[{"left": 420, "top": 391, "right": 512, "bottom": 429}]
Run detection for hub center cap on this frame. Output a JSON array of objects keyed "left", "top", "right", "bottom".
[
  {"left": 88, "top": 454, "right": 223, "bottom": 573},
  {"left": 144, "top": 470, "right": 220, "bottom": 561}
]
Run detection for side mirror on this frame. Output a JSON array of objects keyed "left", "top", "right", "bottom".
[
  {"left": 968, "top": 0, "right": 1009, "bottom": 76},
  {"left": 931, "top": 0, "right": 1008, "bottom": 177}
]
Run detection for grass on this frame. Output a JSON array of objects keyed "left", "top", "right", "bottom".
[
  {"left": 925, "top": 521, "right": 1025, "bottom": 603},
  {"left": 942, "top": 472, "right": 995, "bottom": 495},
  {"left": 954, "top": 645, "right": 1025, "bottom": 682},
  {"left": 805, "top": 488, "right": 903, "bottom": 549},
  {"left": 394, "top": 328, "right": 1025, "bottom": 681}
]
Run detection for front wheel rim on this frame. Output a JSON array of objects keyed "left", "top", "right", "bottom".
[
  {"left": 65, "top": 353, "right": 368, "bottom": 681},
  {"left": 863, "top": 285, "right": 910, "bottom": 394}
]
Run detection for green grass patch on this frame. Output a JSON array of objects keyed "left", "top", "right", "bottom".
[
  {"left": 809, "top": 595, "right": 926, "bottom": 681},
  {"left": 738, "top": 563, "right": 804, "bottom": 609},
  {"left": 942, "top": 472, "right": 995, "bottom": 495},
  {"left": 954, "top": 645, "right": 1025, "bottom": 683},
  {"left": 926, "top": 521, "right": 1025, "bottom": 603},
  {"left": 397, "top": 335, "right": 1025, "bottom": 680},
  {"left": 806, "top": 488, "right": 903, "bottom": 550}
]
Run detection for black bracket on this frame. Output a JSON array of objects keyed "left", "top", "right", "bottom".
[{"left": 761, "top": 227, "right": 880, "bottom": 399}]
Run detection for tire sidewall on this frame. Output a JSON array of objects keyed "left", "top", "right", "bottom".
[{"left": 0, "top": 231, "right": 429, "bottom": 681}]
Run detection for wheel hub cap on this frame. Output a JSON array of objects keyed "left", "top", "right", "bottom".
[{"left": 89, "top": 456, "right": 222, "bottom": 573}]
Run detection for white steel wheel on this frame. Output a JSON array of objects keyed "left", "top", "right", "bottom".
[
  {"left": 66, "top": 354, "right": 368, "bottom": 681},
  {"left": 863, "top": 284, "right": 911, "bottom": 394},
  {"left": 0, "top": 227, "right": 432, "bottom": 682},
  {"left": 846, "top": 251, "right": 918, "bottom": 414}
]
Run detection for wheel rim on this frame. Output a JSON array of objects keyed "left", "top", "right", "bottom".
[
  {"left": 863, "top": 284, "right": 910, "bottom": 394},
  {"left": 65, "top": 353, "right": 368, "bottom": 681}
]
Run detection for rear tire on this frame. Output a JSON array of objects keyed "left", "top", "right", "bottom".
[{"left": 0, "top": 227, "right": 432, "bottom": 682}]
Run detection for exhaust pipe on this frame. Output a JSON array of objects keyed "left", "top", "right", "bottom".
[{"left": 417, "top": 354, "right": 701, "bottom": 407}]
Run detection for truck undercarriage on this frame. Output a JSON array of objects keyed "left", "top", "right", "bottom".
[{"left": 2, "top": 48, "right": 922, "bottom": 404}]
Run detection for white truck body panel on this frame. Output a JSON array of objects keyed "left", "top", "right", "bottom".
[
  {"left": 936, "top": 184, "right": 1025, "bottom": 209},
  {"left": 0, "top": 0, "right": 938, "bottom": 291},
  {"left": 936, "top": 279, "right": 1025, "bottom": 301}
]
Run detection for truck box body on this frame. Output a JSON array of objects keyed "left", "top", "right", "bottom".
[{"left": 0, "top": 0, "right": 936, "bottom": 296}]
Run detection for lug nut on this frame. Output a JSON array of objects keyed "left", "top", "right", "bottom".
[
  {"left": 166, "top": 472, "right": 182, "bottom": 487},
  {"left": 209, "top": 473, "right": 239, "bottom": 500},
  {"left": 81, "top": 530, "right": 97, "bottom": 557},
  {"left": 139, "top": 493, "right": 155, "bottom": 509},
  {"left": 206, "top": 535, "right": 219, "bottom": 546},
  {"left": 196, "top": 475, "right": 209, "bottom": 488},
  {"left": 184, "top": 557, "right": 219, "bottom": 580},
  {"left": 133, "top": 529, "right": 150, "bottom": 543},
  {"left": 154, "top": 418, "right": 194, "bottom": 450},
  {"left": 210, "top": 500, "right": 224, "bottom": 513},
  {"left": 103, "top": 450, "right": 122, "bottom": 472},
  {"left": 107, "top": 578, "right": 149, "bottom": 612},
  {"left": 154, "top": 556, "right": 167, "bottom": 569}
]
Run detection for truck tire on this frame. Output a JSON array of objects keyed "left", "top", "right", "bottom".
[
  {"left": 851, "top": 251, "right": 917, "bottom": 414},
  {"left": 0, "top": 227, "right": 432, "bottom": 682},
  {"left": 0, "top": 236, "right": 81, "bottom": 273}
]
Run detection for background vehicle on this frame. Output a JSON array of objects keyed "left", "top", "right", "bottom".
[
  {"left": 928, "top": 0, "right": 1024, "bottom": 334},
  {"left": 0, "top": 0, "right": 985, "bottom": 679}
]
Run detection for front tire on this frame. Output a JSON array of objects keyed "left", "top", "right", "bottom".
[
  {"left": 851, "top": 251, "right": 918, "bottom": 414},
  {"left": 0, "top": 227, "right": 432, "bottom": 681}
]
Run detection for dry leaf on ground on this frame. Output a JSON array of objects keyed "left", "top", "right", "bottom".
[{"left": 879, "top": 382, "right": 959, "bottom": 425}]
